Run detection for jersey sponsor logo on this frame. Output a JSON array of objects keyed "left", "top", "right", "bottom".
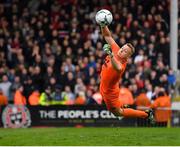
[{"left": 2, "top": 105, "right": 31, "bottom": 128}]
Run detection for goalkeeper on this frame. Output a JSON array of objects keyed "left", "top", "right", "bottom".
[{"left": 99, "top": 20, "right": 154, "bottom": 123}]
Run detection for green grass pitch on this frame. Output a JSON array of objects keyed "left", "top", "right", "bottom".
[{"left": 0, "top": 127, "right": 180, "bottom": 146}]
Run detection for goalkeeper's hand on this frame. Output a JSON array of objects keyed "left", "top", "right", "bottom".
[{"left": 103, "top": 44, "right": 113, "bottom": 57}]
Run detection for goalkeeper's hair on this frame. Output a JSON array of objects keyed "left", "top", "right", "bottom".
[{"left": 126, "top": 43, "right": 135, "bottom": 55}]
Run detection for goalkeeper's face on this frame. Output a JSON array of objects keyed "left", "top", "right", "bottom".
[{"left": 118, "top": 44, "right": 133, "bottom": 59}]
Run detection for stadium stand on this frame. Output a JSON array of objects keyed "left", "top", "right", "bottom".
[{"left": 0, "top": 0, "right": 179, "bottom": 107}]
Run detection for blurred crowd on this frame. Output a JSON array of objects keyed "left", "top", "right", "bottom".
[{"left": 0, "top": 0, "right": 179, "bottom": 106}]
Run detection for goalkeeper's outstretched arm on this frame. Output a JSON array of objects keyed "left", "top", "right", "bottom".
[
  {"left": 103, "top": 44, "right": 122, "bottom": 72},
  {"left": 101, "top": 26, "right": 116, "bottom": 46}
]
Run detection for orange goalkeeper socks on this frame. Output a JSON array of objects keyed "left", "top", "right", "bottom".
[{"left": 122, "top": 108, "right": 148, "bottom": 118}]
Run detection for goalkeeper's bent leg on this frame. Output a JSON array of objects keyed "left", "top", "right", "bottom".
[{"left": 111, "top": 108, "right": 148, "bottom": 118}]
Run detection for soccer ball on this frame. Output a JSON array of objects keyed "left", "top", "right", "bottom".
[{"left": 95, "top": 9, "right": 113, "bottom": 25}]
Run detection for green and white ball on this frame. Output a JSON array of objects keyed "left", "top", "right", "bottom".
[{"left": 95, "top": 9, "right": 113, "bottom": 25}]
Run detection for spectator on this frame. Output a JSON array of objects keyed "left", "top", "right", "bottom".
[
  {"left": 7, "top": 69, "right": 16, "bottom": 83},
  {"left": 51, "top": 85, "right": 68, "bottom": 105},
  {"left": 63, "top": 85, "right": 75, "bottom": 103},
  {"left": 119, "top": 87, "right": 134, "bottom": 105},
  {"left": 149, "top": 70, "right": 160, "bottom": 87},
  {"left": 24, "top": 76, "right": 35, "bottom": 99},
  {"left": 86, "top": 89, "right": 96, "bottom": 105},
  {"left": 0, "top": 88, "right": 8, "bottom": 105},
  {"left": 159, "top": 74, "right": 169, "bottom": 93},
  {"left": 28, "top": 90, "right": 40, "bottom": 105},
  {"left": 129, "top": 84, "right": 139, "bottom": 97},
  {"left": 134, "top": 49, "right": 144, "bottom": 64},
  {"left": 135, "top": 90, "right": 151, "bottom": 109},
  {"left": 39, "top": 86, "right": 52, "bottom": 106},
  {"left": 48, "top": 77, "right": 57, "bottom": 91},
  {"left": 74, "top": 78, "right": 86, "bottom": 95},
  {"left": 146, "top": 83, "right": 153, "bottom": 101},
  {"left": 167, "top": 69, "right": 176, "bottom": 86},
  {"left": 64, "top": 57, "right": 75, "bottom": 73},
  {"left": 10, "top": 75, "right": 21, "bottom": 98},
  {"left": 135, "top": 89, "right": 151, "bottom": 126},
  {"left": 32, "top": 66, "right": 44, "bottom": 92},
  {"left": 65, "top": 72, "right": 76, "bottom": 91},
  {"left": 0, "top": 75, "right": 12, "bottom": 101},
  {"left": 33, "top": 55, "right": 46, "bottom": 73},
  {"left": 151, "top": 90, "right": 171, "bottom": 127},
  {"left": 75, "top": 91, "right": 86, "bottom": 105},
  {"left": 14, "top": 85, "right": 26, "bottom": 105},
  {"left": 92, "top": 91, "right": 103, "bottom": 105}
]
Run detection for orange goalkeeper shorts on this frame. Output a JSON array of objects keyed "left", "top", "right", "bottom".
[{"left": 100, "top": 90, "right": 123, "bottom": 111}]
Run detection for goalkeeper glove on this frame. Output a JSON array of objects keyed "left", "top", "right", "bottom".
[{"left": 103, "top": 44, "right": 113, "bottom": 58}]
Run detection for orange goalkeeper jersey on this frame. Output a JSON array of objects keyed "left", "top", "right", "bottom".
[{"left": 100, "top": 42, "right": 127, "bottom": 98}]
